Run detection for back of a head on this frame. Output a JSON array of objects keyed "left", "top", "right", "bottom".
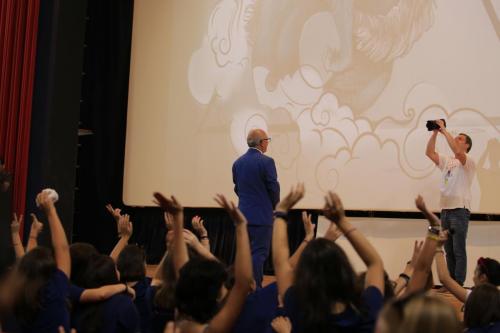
[
  {"left": 464, "top": 283, "right": 500, "bottom": 329},
  {"left": 18, "top": 247, "right": 56, "bottom": 280},
  {"left": 14, "top": 247, "right": 57, "bottom": 325},
  {"left": 380, "top": 293, "right": 461, "bottom": 333},
  {"left": 478, "top": 257, "right": 500, "bottom": 286},
  {"left": 70, "top": 242, "right": 98, "bottom": 286},
  {"left": 175, "top": 258, "right": 227, "bottom": 323},
  {"left": 294, "top": 238, "right": 359, "bottom": 332},
  {"left": 117, "top": 244, "right": 146, "bottom": 282},
  {"left": 246, "top": 129, "right": 265, "bottom": 148},
  {"left": 83, "top": 254, "right": 119, "bottom": 288}
]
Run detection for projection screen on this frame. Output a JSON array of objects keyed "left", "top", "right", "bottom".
[{"left": 124, "top": 0, "right": 500, "bottom": 212}]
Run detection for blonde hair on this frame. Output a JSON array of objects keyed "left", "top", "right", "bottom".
[{"left": 378, "top": 293, "right": 462, "bottom": 333}]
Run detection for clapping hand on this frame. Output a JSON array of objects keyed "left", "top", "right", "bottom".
[
  {"left": 275, "top": 183, "right": 305, "bottom": 213},
  {"left": 191, "top": 215, "right": 207, "bottom": 238},
  {"left": 153, "top": 193, "right": 183, "bottom": 215},
  {"left": 214, "top": 194, "right": 247, "bottom": 226},
  {"left": 118, "top": 214, "right": 133, "bottom": 239},
  {"left": 301, "top": 211, "right": 316, "bottom": 241},
  {"left": 323, "top": 191, "right": 345, "bottom": 224},
  {"left": 323, "top": 223, "right": 342, "bottom": 241},
  {"left": 164, "top": 212, "right": 174, "bottom": 231}
]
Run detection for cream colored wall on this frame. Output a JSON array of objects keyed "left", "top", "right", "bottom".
[{"left": 317, "top": 217, "right": 500, "bottom": 288}]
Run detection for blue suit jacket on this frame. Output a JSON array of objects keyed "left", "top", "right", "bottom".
[{"left": 232, "top": 148, "right": 280, "bottom": 226}]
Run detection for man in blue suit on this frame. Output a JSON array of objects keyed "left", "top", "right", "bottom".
[{"left": 232, "top": 129, "right": 280, "bottom": 288}]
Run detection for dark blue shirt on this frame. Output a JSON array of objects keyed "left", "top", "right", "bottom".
[
  {"left": 74, "top": 294, "right": 139, "bottom": 333},
  {"left": 23, "top": 269, "right": 70, "bottom": 333},
  {"left": 467, "top": 322, "right": 500, "bottom": 333},
  {"left": 284, "top": 285, "right": 384, "bottom": 333},
  {"left": 132, "top": 277, "right": 154, "bottom": 333},
  {"left": 232, "top": 282, "right": 279, "bottom": 333}
]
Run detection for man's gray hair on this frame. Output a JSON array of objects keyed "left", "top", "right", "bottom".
[{"left": 247, "top": 129, "right": 263, "bottom": 147}]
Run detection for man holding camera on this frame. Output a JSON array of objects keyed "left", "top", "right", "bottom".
[{"left": 426, "top": 120, "right": 475, "bottom": 286}]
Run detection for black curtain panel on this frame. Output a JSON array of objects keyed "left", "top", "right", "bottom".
[{"left": 73, "top": 0, "right": 134, "bottom": 253}]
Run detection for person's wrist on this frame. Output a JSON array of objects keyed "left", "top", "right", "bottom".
[{"left": 274, "top": 210, "right": 288, "bottom": 221}]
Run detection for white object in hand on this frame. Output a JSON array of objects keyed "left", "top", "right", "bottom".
[{"left": 37, "top": 188, "right": 59, "bottom": 207}]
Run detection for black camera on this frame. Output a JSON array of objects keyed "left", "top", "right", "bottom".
[{"left": 426, "top": 119, "right": 446, "bottom": 131}]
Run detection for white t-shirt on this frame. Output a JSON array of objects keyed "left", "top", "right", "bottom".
[{"left": 438, "top": 154, "right": 475, "bottom": 210}]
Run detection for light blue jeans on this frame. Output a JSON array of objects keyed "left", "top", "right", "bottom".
[{"left": 441, "top": 208, "right": 470, "bottom": 285}]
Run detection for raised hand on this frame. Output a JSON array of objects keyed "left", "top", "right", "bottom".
[
  {"left": 415, "top": 195, "right": 427, "bottom": 212},
  {"left": 323, "top": 191, "right": 345, "bottom": 224},
  {"left": 106, "top": 204, "right": 122, "bottom": 222},
  {"left": 118, "top": 214, "right": 133, "bottom": 239},
  {"left": 323, "top": 223, "right": 342, "bottom": 241},
  {"left": 214, "top": 194, "right": 247, "bottom": 226},
  {"left": 191, "top": 215, "right": 207, "bottom": 237},
  {"left": 29, "top": 213, "right": 44, "bottom": 237},
  {"left": 275, "top": 183, "right": 305, "bottom": 212},
  {"left": 36, "top": 191, "right": 55, "bottom": 214},
  {"left": 409, "top": 240, "right": 424, "bottom": 266},
  {"left": 435, "top": 119, "right": 445, "bottom": 130},
  {"left": 153, "top": 192, "right": 183, "bottom": 215},
  {"left": 182, "top": 229, "right": 200, "bottom": 247},
  {"left": 301, "top": 211, "right": 316, "bottom": 241},
  {"left": 163, "top": 212, "right": 174, "bottom": 231},
  {"left": 11, "top": 213, "right": 22, "bottom": 234}
]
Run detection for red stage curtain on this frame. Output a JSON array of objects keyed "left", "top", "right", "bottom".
[{"left": 0, "top": 0, "right": 40, "bottom": 238}]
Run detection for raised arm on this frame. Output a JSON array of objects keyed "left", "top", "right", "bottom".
[
  {"left": 324, "top": 192, "right": 384, "bottom": 294},
  {"left": 436, "top": 120, "right": 466, "bottom": 165},
  {"left": 405, "top": 195, "right": 445, "bottom": 295},
  {"left": 425, "top": 130, "right": 440, "bottom": 166},
  {"left": 288, "top": 211, "right": 315, "bottom": 268},
  {"left": 393, "top": 240, "right": 423, "bottom": 297},
  {"left": 37, "top": 190, "right": 71, "bottom": 277},
  {"left": 10, "top": 213, "right": 25, "bottom": 258},
  {"left": 435, "top": 248, "right": 467, "bottom": 302},
  {"left": 272, "top": 184, "right": 305, "bottom": 297},
  {"left": 183, "top": 229, "right": 218, "bottom": 261},
  {"left": 191, "top": 215, "right": 210, "bottom": 251},
  {"left": 26, "top": 213, "right": 44, "bottom": 252},
  {"left": 207, "top": 194, "right": 253, "bottom": 333},
  {"left": 110, "top": 214, "right": 133, "bottom": 262},
  {"left": 154, "top": 193, "right": 188, "bottom": 278}
]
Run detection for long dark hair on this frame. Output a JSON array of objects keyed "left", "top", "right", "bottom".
[
  {"left": 78, "top": 254, "right": 120, "bottom": 333},
  {"left": 294, "top": 238, "right": 363, "bottom": 333},
  {"left": 464, "top": 283, "right": 500, "bottom": 329},
  {"left": 13, "top": 247, "right": 57, "bottom": 326},
  {"left": 154, "top": 252, "right": 176, "bottom": 310}
]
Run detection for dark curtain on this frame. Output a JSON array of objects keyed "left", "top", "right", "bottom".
[
  {"left": 73, "top": 0, "right": 135, "bottom": 253},
  {"left": 0, "top": 0, "right": 40, "bottom": 235}
]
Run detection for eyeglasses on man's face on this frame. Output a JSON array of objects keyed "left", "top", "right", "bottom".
[{"left": 260, "top": 137, "right": 272, "bottom": 143}]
